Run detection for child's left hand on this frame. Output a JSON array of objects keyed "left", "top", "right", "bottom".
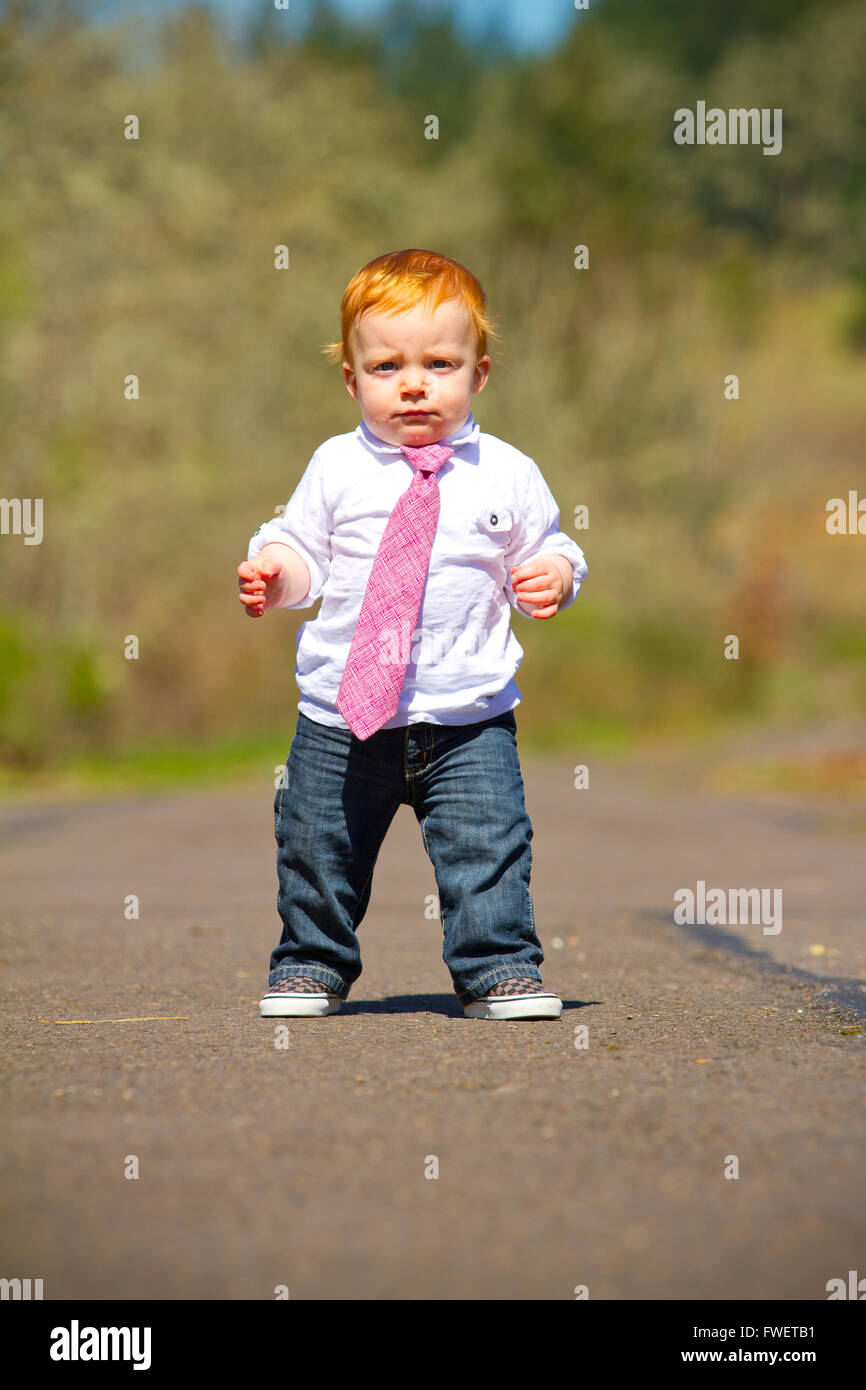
[{"left": 510, "top": 557, "right": 568, "bottom": 619}]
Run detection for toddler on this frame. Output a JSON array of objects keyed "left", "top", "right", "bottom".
[{"left": 238, "top": 249, "right": 587, "bottom": 1020}]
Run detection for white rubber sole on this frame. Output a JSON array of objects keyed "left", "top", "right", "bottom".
[
  {"left": 463, "top": 992, "right": 563, "bottom": 1020},
  {"left": 259, "top": 991, "right": 343, "bottom": 1017}
]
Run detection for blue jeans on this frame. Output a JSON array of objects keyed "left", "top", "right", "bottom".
[{"left": 269, "top": 709, "right": 544, "bottom": 1005}]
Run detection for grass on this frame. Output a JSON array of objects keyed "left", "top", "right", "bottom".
[
  {"left": 5, "top": 709, "right": 866, "bottom": 804},
  {"left": 0, "top": 714, "right": 644, "bottom": 802},
  {"left": 0, "top": 732, "right": 294, "bottom": 803},
  {"left": 708, "top": 748, "right": 866, "bottom": 801}
]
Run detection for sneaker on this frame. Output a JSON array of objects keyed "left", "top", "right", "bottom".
[
  {"left": 463, "top": 976, "right": 563, "bottom": 1020},
  {"left": 259, "top": 975, "right": 343, "bottom": 1017}
]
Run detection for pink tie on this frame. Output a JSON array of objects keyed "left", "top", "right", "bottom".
[{"left": 336, "top": 441, "right": 455, "bottom": 740}]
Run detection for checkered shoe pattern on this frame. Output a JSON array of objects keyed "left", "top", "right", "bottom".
[
  {"left": 268, "top": 976, "right": 334, "bottom": 994},
  {"left": 482, "top": 977, "right": 548, "bottom": 998}
]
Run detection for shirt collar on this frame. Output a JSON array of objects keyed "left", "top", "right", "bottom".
[{"left": 356, "top": 410, "right": 480, "bottom": 459}]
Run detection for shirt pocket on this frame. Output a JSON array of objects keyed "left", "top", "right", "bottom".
[{"left": 470, "top": 505, "right": 515, "bottom": 550}]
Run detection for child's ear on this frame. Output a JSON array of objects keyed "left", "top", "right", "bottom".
[
  {"left": 342, "top": 362, "right": 358, "bottom": 399},
  {"left": 473, "top": 355, "right": 491, "bottom": 393}
]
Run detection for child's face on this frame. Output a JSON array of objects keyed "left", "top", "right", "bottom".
[{"left": 342, "top": 297, "right": 490, "bottom": 447}]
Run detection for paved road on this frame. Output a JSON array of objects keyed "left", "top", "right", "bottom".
[{"left": 1, "top": 736, "right": 864, "bottom": 1299}]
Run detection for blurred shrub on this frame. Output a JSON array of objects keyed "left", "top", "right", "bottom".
[{"left": 0, "top": 0, "right": 864, "bottom": 771}]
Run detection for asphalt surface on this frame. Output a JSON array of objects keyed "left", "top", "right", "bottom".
[{"left": 1, "top": 732, "right": 864, "bottom": 1300}]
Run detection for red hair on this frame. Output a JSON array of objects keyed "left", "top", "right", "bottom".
[{"left": 322, "top": 248, "right": 499, "bottom": 368}]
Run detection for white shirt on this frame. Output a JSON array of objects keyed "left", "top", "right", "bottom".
[{"left": 247, "top": 410, "right": 588, "bottom": 729}]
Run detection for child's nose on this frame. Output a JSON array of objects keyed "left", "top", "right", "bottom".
[{"left": 401, "top": 369, "right": 429, "bottom": 389}]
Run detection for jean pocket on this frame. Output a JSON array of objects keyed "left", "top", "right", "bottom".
[{"left": 274, "top": 759, "right": 290, "bottom": 832}]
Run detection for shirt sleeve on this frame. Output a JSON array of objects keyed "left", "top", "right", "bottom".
[
  {"left": 246, "top": 450, "right": 332, "bottom": 609},
  {"left": 504, "top": 458, "right": 588, "bottom": 616}
]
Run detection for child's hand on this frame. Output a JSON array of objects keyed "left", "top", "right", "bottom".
[
  {"left": 237, "top": 553, "right": 289, "bottom": 617},
  {"left": 510, "top": 557, "right": 568, "bottom": 619}
]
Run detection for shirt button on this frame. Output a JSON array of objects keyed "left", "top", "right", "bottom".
[{"left": 490, "top": 512, "right": 498, "bottom": 525}]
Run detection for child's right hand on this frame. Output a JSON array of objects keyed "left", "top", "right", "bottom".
[{"left": 237, "top": 553, "right": 289, "bottom": 617}]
